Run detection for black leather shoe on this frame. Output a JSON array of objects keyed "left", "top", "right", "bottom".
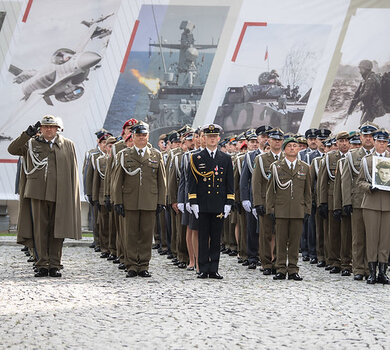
[
  {"left": 21, "top": 246, "right": 29, "bottom": 252},
  {"left": 177, "top": 262, "right": 187, "bottom": 269},
  {"left": 330, "top": 266, "right": 341, "bottom": 274},
  {"left": 317, "top": 261, "right": 326, "bottom": 268},
  {"left": 138, "top": 270, "right": 151, "bottom": 278},
  {"left": 197, "top": 272, "right": 208, "bottom": 279},
  {"left": 302, "top": 256, "right": 310, "bottom": 262},
  {"left": 377, "top": 263, "right": 390, "bottom": 284},
  {"left": 157, "top": 247, "right": 163, "bottom": 254},
  {"left": 242, "top": 260, "right": 249, "bottom": 266},
  {"left": 27, "top": 256, "right": 35, "bottom": 263},
  {"left": 88, "top": 242, "right": 96, "bottom": 249},
  {"left": 25, "top": 251, "right": 31, "bottom": 256},
  {"left": 354, "top": 274, "right": 364, "bottom": 281},
  {"left": 310, "top": 258, "right": 318, "bottom": 264},
  {"left": 228, "top": 250, "right": 238, "bottom": 256},
  {"left": 341, "top": 270, "right": 351, "bottom": 276},
  {"left": 273, "top": 272, "right": 286, "bottom": 280},
  {"left": 237, "top": 257, "right": 243, "bottom": 264},
  {"left": 222, "top": 248, "right": 232, "bottom": 255},
  {"left": 160, "top": 250, "right": 168, "bottom": 256},
  {"left": 126, "top": 270, "right": 137, "bottom": 278},
  {"left": 324, "top": 264, "right": 332, "bottom": 270},
  {"left": 100, "top": 252, "right": 110, "bottom": 259},
  {"left": 152, "top": 243, "right": 160, "bottom": 250},
  {"left": 34, "top": 268, "right": 48, "bottom": 277},
  {"left": 113, "top": 258, "right": 120, "bottom": 264},
  {"left": 271, "top": 268, "right": 277, "bottom": 275},
  {"left": 248, "top": 263, "right": 257, "bottom": 270},
  {"left": 167, "top": 254, "right": 174, "bottom": 259},
  {"left": 49, "top": 268, "right": 62, "bottom": 277},
  {"left": 288, "top": 273, "right": 303, "bottom": 281},
  {"left": 173, "top": 260, "right": 180, "bottom": 266},
  {"left": 263, "top": 268, "right": 272, "bottom": 275},
  {"left": 107, "top": 255, "right": 116, "bottom": 261},
  {"left": 118, "top": 263, "right": 126, "bottom": 270},
  {"left": 187, "top": 266, "right": 195, "bottom": 271},
  {"left": 94, "top": 247, "right": 101, "bottom": 252},
  {"left": 209, "top": 272, "right": 223, "bottom": 279}
]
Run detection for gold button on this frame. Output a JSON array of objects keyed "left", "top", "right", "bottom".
[
  {"left": 208, "top": 191, "right": 210, "bottom": 194},
  {"left": 208, "top": 184, "right": 211, "bottom": 187},
  {"left": 217, "top": 192, "right": 219, "bottom": 194},
  {"left": 217, "top": 185, "right": 219, "bottom": 187}
]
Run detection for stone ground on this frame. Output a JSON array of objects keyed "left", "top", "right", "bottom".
[{"left": 0, "top": 239, "right": 389, "bottom": 350}]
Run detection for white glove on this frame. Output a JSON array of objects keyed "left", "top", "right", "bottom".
[
  {"left": 191, "top": 204, "right": 199, "bottom": 219},
  {"left": 177, "top": 203, "right": 185, "bottom": 213},
  {"left": 224, "top": 205, "right": 231, "bottom": 218},
  {"left": 252, "top": 208, "right": 258, "bottom": 220},
  {"left": 186, "top": 202, "right": 192, "bottom": 213},
  {"left": 242, "top": 200, "right": 252, "bottom": 213}
]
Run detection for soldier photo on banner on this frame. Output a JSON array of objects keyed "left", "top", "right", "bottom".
[{"left": 372, "top": 157, "right": 390, "bottom": 189}]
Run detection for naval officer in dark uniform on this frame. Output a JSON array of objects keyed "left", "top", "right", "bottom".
[{"left": 188, "top": 124, "right": 235, "bottom": 279}]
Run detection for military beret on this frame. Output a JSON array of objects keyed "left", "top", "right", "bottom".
[
  {"left": 305, "top": 128, "right": 318, "bottom": 139},
  {"left": 282, "top": 137, "right": 298, "bottom": 150},
  {"left": 122, "top": 118, "right": 138, "bottom": 130}
]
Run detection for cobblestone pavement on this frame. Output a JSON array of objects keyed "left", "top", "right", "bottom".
[{"left": 1, "top": 243, "right": 389, "bottom": 350}]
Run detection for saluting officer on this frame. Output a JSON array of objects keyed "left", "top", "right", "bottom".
[
  {"left": 113, "top": 121, "right": 166, "bottom": 278},
  {"left": 188, "top": 124, "right": 234, "bottom": 279},
  {"left": 357, "top": 128, "right": 390, "bottom": 284},
  {"left": 266, "top": 137, "right": 311, "bottom": 281},
  {"left": 8, "top": 115, "right": 81, "bottom": 277}
]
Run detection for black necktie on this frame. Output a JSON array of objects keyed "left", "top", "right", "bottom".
[
  {"left": 138, "top": 149, "right": 143, "bottom": 157},
  {"left": 275, "top": 155, "right": 279, "bottom": 161},
  {"left": 211, "top": 151, "right": 214, "bottom": 159}
]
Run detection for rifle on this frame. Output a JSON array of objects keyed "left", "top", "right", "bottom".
[{"left": 345, "top": 82, "right": 362, "bottom": 125}]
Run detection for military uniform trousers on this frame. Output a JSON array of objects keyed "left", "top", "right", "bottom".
[
  {"left": 275, "top": 218, "right": 303, "bottom": 274},
  {"left": 315, "top": 211, "right": 325, "bottom": 262},
  {"left": 98, "top": 206, "right": 110, "bottom": 253},
  {"left": 238, "top": 210, "right": 248, "bottom": 260},
  {"left": 108, "top": 210, "right": 117, "bottom": 256},
  {"left": 159, "top": 210, "right": 168, "bottom": 251},
  {"left": 124, "top": 210, "right": 156, "bottom": 272},
  {"left": 114, "top": 211, "right": 125, "bottom": 263},
  {"left": 198, "top": 212, "right": 225, "bottom": 274},
  {"left": 363, "top": 209, "right": 390, "bottom": 263},
  {"left": 93, "top": 204, "right": 100, "bottom": 247},
  {"left": 176, "top": 212, "right": 188, "bottom": 263},
  {"left": 301, "top": 204, "right": 317, "bottom": 259},
  {"left": 31, "top": 199, "right": 64, "bottom": 269},
  {"left": 340, "top": 216, "right": 352, "bottom": 271},
  {"left": 246, "top": 212, "right": 259, "bottom": 264},
  {"left": 170, "top": 208, "right": 178, "bottom": 257},
  {"left": 260, "top": 214, "right": 274, "bottom": 269},
  {"left": 327, "top": 212, "right": 341, "bottom": 268},
  {"left": 351, "top": 208, "right": 368, "bottom": 275}
]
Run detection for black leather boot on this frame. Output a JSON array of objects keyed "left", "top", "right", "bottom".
[
  {"left": 366, "top": 262, "right": 377, "bottom": 284},
  {"left": 377, "top": 263, "right": 390, "bottom": 285}
]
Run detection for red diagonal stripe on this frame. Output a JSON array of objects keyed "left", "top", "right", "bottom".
[
  {"left": 22, "top": 0, "right": 34, "bottom": 23},
  {"left": 0, "top": 159, "right": 18, "bottom": 163},
  {"left": 232, "top": 22, "right": 267, "bottom": 62},
  {"left": 120, "top": 19, "right": 140, "bottom": 73}
]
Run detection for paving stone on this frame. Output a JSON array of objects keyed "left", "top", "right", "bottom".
[{"left": 0, "top": 245, "right": 389, "bottom": 349}]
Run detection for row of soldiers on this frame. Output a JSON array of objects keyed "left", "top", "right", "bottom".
[{"left": 84, "top": 116, "right": 390, "bottom": 283}]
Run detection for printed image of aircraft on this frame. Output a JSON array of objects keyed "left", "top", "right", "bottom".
[{"left": 8, "top": 14, "right": 113, "bottom": 106}]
